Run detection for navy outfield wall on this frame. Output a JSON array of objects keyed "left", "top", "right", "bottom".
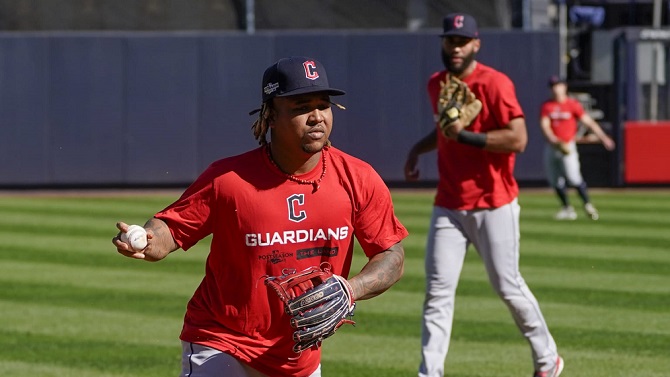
[{"left": 0, "top": 30, "right": 559, "bottom": 187}]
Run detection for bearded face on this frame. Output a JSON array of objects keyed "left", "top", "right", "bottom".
[{"left": 441, "top": 36, "right": 479, "bottom": 75}]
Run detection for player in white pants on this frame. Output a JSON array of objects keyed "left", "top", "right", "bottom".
[
  {"left": 544, "top": 141, "right": 591, "bottom": 220},
  {"left": 421, "top": 201, "right": 558, "bottom": 376},
  {"left": 405, "top": 13, "right": 563, "bottom": 377},
  {"left": 540, "top": 76, "right": 615, "bottom": 221}
]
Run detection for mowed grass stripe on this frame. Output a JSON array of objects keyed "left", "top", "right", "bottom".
[
  {"left": 0, "top": 198, "right": 167, "bottom": 225},
  {"left": 521, "top": 212, "right": 670, "bottom": 227},
  {"left": 518, "top": 254, "right": 669, "bottom": 276},
  {"left": 0, "top": 360, "right": 133, "bottom": 377},
  {"left": 392, "top": 253, "right": 670, "bottom": 294},
  {"left": 0, "top": 219, "right": 127, "bottom": 238},
  {"left": 398, "top": 190, "right": 670, "bottom": 211},
  {"left": 0, "top": 195, "right": 174, "bottom": 212},
  {"left": 324, "top": 335, "right": 670, "bottom": 377},
  {"left": 521, "top": 200, "right": 670, "bottom": 217},
  {"left": 336, "top": 310, "right": 670, "bottom": 358},
  {"left": 323, "top": 334, "right": 420, "bottom": 376},
  {"left": 389, "top": 204, "right": 433, "bottom": 217},
  {"left": 1, "top": 300, "right": 181, "bottom": 346},
  {"left": 521, "top": 228, "right": 668, "bottom": 248},
  {"left": 390, "top": 275, "right": 669, "bottom": 312},
  {"left": 519, "top": 190, "right": 670, "bottom": 205},
  {"left": 0, "top": 243, "right": 208, "bottom": 274},
  {"left": 358, "top": 293, "right": 669, "bottom": 335},
  {"left": 400, "top": 247, "right": 670, "bottom": 277},
  {"left": 0, "top": 260, "right": 201, "bottom": 297},
  {"left": 520, "top": 239, "right": 669, "bottom": 262},
  {"left": 0, "top": 236, "right": 210, "bottom": 273},
  {"left": 399, "top": 225, "right": 670, "bottom": 259},
  {"left": 521, "top": 221, "right": 670, "bottom": 243},
  {"left": 324, "top": 336, "right": 533, "bottom": 377},
  {"left": 0, "top": 329, "right": 179, "bottom": 377},
  {"left": 0, "top": 279, "right": 188, "bottom": 318}
]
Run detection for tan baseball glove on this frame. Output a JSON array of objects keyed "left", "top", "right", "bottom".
[
  {"left": 437, "top": 74, "right": 482, "bottom": 135},
  {"left": 555, "top": 142, "right": 570, "bottom": 155}
]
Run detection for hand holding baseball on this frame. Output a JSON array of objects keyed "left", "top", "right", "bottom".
[{"left": 114, "top": 222, "right": 151, "bottom": 259}]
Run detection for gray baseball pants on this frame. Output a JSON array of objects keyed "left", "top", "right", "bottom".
[
  {"left": 180, "top": 341, "right": 322, "bottom": 377},
  {"left": 544, "top": 141, "right": 584, "bottom": 188},
  {"left": 418, "top": 199, "right": 558, "bottom": 376}
]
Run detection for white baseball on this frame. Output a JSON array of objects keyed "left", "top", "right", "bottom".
[{"left": 120, "top": 225, "right": 148, "bottom": 251}]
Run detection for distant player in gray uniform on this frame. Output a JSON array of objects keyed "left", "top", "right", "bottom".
[
  {"left": 540, "top": 76, "right": 615, "bottom": 220},
  {"left": 404, "top": 13, "right": 563, "bottom": 377}
]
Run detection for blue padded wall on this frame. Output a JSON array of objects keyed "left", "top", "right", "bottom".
[{"left": 0, "top": 30, "right": 559, "bottom": 186}]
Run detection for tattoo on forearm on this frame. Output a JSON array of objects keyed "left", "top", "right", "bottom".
[{"left": 351, "top": 243, "right": 405, "bottom": 300}]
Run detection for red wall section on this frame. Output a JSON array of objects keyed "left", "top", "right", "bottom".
[{"left": 624, "top": 121, "right": 670, "bottom": 183}]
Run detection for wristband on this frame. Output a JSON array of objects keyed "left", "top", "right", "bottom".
[{"left": 457, "top": 130, "right": 487, "bottom": 148}]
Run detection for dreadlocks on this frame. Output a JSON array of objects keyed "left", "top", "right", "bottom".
[{"left": 251, "top": 102, "right": 272, "bottom": 145}]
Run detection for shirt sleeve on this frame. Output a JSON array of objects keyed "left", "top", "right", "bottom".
[
  {"left": 352, "top": 166, "right": 409, "bottom": 258},
  {"left": 154, "top": 166, "right": 217, "bottom": 251},
  {"left": 487, "top": 73, "right": 525, "bottom": 127},
  {"left": 539, "top": 101, "right": 551, "bottom": 118}
]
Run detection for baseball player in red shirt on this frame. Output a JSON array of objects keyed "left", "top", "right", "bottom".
[
  {"left": 113, "top": 56, "right": 408, "bottom": 377},
  {"left": 404, "top": 14, "right": 563, "bottom": 377},
  {"left": 540, "top": 76, "right": 615, "bottom": 220}
]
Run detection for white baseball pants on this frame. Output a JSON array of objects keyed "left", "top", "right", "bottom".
[
  {"left": 544, "top": 141, "right": 584, "bottom": 188},
  {"left": 418, "top": 199, "right": 558, "bottom": 377}
]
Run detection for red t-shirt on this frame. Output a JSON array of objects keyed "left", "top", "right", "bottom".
[
  {"left": 154, "top": 146, "right": 408, "bottom": 377},
  {"left": 540, "top": 97, "right": 585, "bottom": 142},
  {"left": 427, "top": 63, "right": 525, "bottom": 210}
]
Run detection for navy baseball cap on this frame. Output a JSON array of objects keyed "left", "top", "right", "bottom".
[
  {"left": 548, "top": 75, "right": 566, "bottom": 86},
  {"left": 260, "top": 56, "right": 344, "bottom": 103},
  {"left": 441, "top": 13, "right": 479, "bottom": 39}
]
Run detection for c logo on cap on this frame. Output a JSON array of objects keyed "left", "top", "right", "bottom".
[
  {"left": 303, "top": 61, "right": 319, "bottom": 80},
  {"left": 454, "top": 15, "right": 464, "bottom": 29}
]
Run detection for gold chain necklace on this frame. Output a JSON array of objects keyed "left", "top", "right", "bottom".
[{"left": 266, "top": 145, "right": 327, "bottom": 192}]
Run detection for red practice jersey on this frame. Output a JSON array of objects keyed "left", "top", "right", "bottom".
[
  {"left": 155, "top": 146, "right": 408, "bottom": 377},
  {"left": 427, "top": 63, "right": 525, "bottom": 210},
  {"left": 540, "top": 97, "right": 585, "bottom": 143}
]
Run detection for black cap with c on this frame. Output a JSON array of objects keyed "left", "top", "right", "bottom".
[
  {"left": 261, "top": 57, "right": 344, "bottom": 103},
  {"left": 441, "top": 13, "right": 479, "bottom": 39}
]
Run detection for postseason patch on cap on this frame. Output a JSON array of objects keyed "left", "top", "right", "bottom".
[{"left": 264, "top": 82, "right": 279, "bottom": 95}]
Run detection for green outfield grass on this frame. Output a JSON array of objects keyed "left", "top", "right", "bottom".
[{"left": 0, "top": 189, "right": 668, "bottom": 376}]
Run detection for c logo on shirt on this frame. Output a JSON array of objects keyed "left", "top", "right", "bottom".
[{"left": 287, "top": 194, "right": 307, "bottom": 223}]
